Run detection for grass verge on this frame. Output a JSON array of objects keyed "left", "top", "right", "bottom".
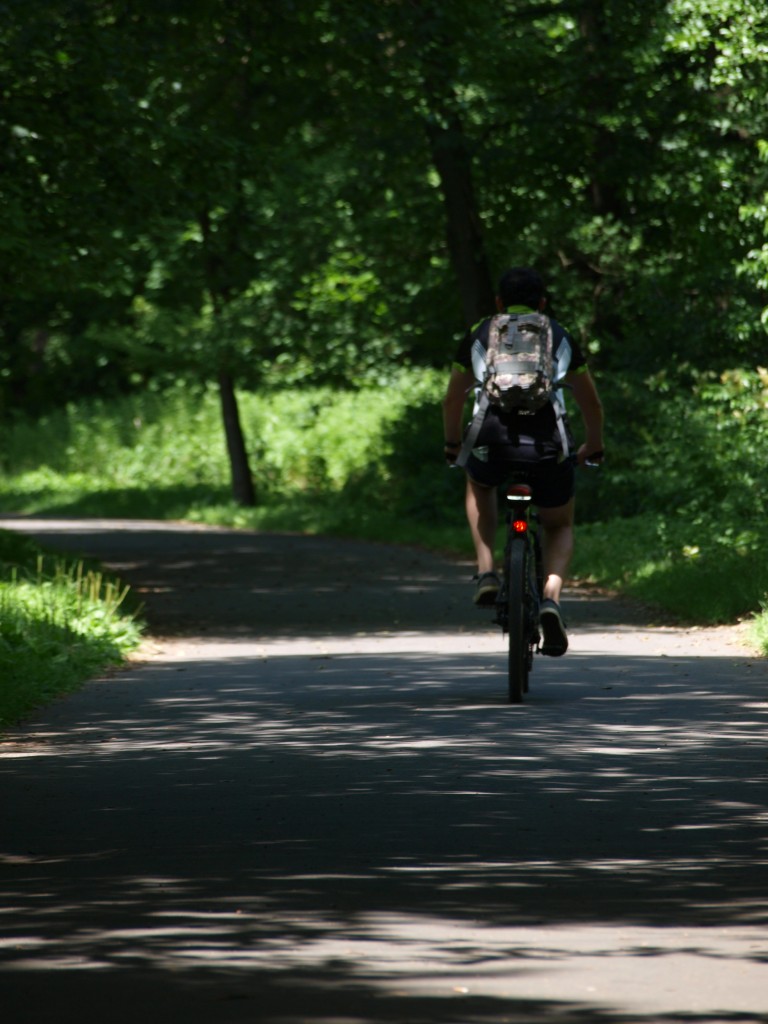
[
  {"left": 0, "top": 530, "right": 143, "bottom": 731},
  {"left": 571, "top": 514, "right": 768, "bottom": 649}
]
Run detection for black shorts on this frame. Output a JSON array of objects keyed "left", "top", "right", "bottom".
[{"left": 465, "top": 445, "right": 575, "bottom": 508}]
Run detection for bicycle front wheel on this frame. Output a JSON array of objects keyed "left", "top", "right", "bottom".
[{"left": 506, "top": 539, "right": 530, "bottom": 703}]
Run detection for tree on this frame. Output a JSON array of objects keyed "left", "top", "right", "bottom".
[
  {"left": 0, "top": 1, "right": 162, "bottom": 412},
  {"left": 3, "top": 0, "right": 767, "bottom": 438}
]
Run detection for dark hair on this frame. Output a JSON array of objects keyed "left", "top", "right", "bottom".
[{"left": 497, "top": 267, "right": 545, "bottom": 309}]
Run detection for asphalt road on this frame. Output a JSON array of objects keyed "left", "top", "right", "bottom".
[{"left": 1, "top": 517, "right": 767, "bottom": 1024}]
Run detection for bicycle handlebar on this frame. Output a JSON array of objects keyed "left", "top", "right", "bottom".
[
  {"left": 565, "top": 449, "right": 604, "bottom": 469},
  {"left": 450, "top": 449, "right": 605, "bottom": 469},
  {"left": 583, "top": 449, "right": 604, "bottom": 468}
]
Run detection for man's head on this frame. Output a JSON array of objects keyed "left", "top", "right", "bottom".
[{"left": 496, "top": 267, "right": 546, "bottom": 311}]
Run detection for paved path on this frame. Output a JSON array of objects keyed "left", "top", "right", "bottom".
[{"left": 1, "top": 517, "right": 767, "bottom": 1023}]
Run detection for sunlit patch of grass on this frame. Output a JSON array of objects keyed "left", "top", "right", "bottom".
[
  {"left": 748, "top": 605, "right": 768, "bottom": 656},
  {"left": 0, "top": 533, "right": 143, "bottom": 729},
  {"left": 572, "top": 514, "right": 768, "bottom": 625}
]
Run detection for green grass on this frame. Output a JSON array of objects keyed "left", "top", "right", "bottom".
[
  {"left": 572, "top": 514, "right": 768, "bottom": 625},
  {"left": 749, "top": 603, "right": 768, "bottom": 653},
  {"left": 0, "top": 531, "right": 143, "bottom": 730}
]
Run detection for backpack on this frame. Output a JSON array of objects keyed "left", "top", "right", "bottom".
[
  {"left": 483, "top": 312, "right": 555, "bottom": 412},
  {"left": 454, "top": 311, "right": 570, "bottom": 468}
]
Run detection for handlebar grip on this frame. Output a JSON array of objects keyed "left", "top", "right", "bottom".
[{"left": 584, "top": 449, "right": 604, "bottom": 468}]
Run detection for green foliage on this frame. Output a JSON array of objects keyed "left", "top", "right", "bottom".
[
  {"left": 582, "top": 363, "right": 768, "bottom": 523},
  {"left": 3, "top": 0, "right": 767, "bottom": 416},
  {"left": 4, "top": 383, "right": 228, "bottom": 485},
  {"left": 1, "top": 368, "right": 469, "bottom": 532},
  {"left": 749, "top": 604, "right": 768, "bottom": 656},
  {"left": 571, "top": 361, "right": 768, "bottom": 631},
  {"left": 572, "top": 513, "right": 768, "bottom": 624},
  {"left": 0, "top": 531, "right": 143, "bottom": 728}
]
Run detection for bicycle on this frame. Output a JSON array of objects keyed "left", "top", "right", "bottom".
[
  {"left": 494, "top": 454, "right": 602, "bottom": 704},
  {"left": 494, "top": 480, "right": 543, "bottom": 704}
]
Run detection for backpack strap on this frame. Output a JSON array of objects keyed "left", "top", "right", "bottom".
[
  {"left": 551, "top": 386, "right": 571, "bottom": 460},
  {"left": 553, "top": 400, "right": 570, "bottom": 460},
  {"left": 455, "top": 391, "right": 489, "bottom": 468},
  {"left": 458, "top": 391, "right": 570, "bottom": 467},
  {"left": 455, "top": 317, "right": 499, "bottom": 468}
]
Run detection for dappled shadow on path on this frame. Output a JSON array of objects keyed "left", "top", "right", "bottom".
[
  {"left": 0, "top": 517, "right": 663, "bottom": 639},
  {"left": 2, "top": 638, "right": 768, "bottom": 1022}
]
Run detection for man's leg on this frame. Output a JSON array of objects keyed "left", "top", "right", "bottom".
[
  {"left": 537, "top": 498, "right": 575, "bottom": 604},
  {"left": 536, "top": 499, "right": 574, "bottom": 655},
  {"left": 465, "top": 476, "right": 498, "bottom": 575}
]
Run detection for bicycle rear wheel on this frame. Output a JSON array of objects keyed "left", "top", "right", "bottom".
[{"left": 506, "top": 539, "right": 529, "bottom": 703}]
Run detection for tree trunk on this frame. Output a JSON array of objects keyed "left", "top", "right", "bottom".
[
  {"left": 198, "top": 207, "right": 256, "bottom": 508},
  {"left": 579, "top": 0, "right": 622, "bottom": 220},
  {"left": 425, "top": 117, "right": 496, "bottom": 326},
  {"left": 218, "top": 369, "right": 256, "bottom": 507},
  {"left": 572, "top": 0, "right": 626, "bottom": 351}
]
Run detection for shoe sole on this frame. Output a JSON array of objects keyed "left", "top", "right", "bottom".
[
  {"left": 474, "top": 573, "right": 500, "bottom": 607},
  {"left": 539, "top": 608, "right": 568, "bottom": 656}
]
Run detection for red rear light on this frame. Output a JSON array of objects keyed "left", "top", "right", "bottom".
[{"left": 512, "top": 519, "right": 528, "bottom": 534}]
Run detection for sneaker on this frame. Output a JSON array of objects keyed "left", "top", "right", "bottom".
[
  {"left": 473, "top": 571, "right": 500, "bottom": 607},
  {"left": 539, "top": 599, "right": 568, "bottom": 656}
]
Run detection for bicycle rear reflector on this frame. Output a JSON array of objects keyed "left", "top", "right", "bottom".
[
  {"left": 512, "top": 519, "right": 528, "bottom": 534},
  {"left": 507, "top": 484, "right": 533, "bottom": 498}
]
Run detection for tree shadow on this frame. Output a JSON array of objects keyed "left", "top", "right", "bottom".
[
  {"left": 0, "top": 484, "right": 231, "bottom": 520},
  {"left": 2, "top": 635, "right": 768, "bottom": 1022}
]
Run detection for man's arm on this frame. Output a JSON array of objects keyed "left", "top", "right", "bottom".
[
  {"left": 442, "top": 366, "right": 475, "bottom": 462},
  {"left": 566, "top": 369, "right": 604, "bottom": 464}
]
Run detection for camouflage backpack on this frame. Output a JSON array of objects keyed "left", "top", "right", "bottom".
[
  {"left": 483, "top": 312, "right": 555, "bottom": 412},
  {"left": 454, "top": 311, "right": 569, "bottom": 468}
]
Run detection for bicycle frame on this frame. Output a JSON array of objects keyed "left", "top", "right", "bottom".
[{"left": 495, "top": 482, "right": 543, "bottom": 703}]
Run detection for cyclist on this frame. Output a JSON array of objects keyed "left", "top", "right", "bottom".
[{"left": 442, "top": 266, "right": 604, "bottom": 656}]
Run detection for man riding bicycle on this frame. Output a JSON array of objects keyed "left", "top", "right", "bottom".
[{"left": 442, "top": 266, "right": 604, "bottom": 656}]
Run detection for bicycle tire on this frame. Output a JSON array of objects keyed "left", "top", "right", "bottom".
[{"left": 506, "top": 538, "right": 529, "bottom": 703}]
